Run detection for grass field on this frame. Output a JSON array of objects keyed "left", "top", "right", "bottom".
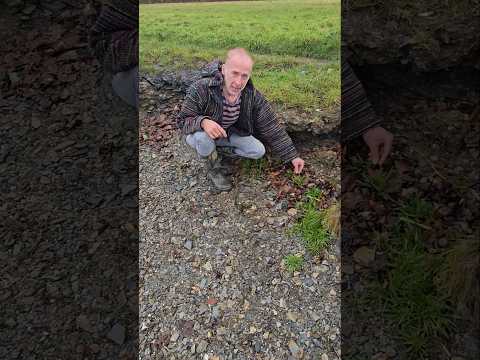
[{"left": 140, "top": 0, "right": 340, "bottom": 111}]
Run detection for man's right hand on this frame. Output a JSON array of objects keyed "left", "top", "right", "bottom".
[
  {"left": 201, "top": 118, "right": 227, "bottom": 139},
  {"left": 362, "top": 126, "right": 393, "bottom": 166}
]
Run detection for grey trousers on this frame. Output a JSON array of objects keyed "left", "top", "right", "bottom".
[
  {"left": 111, "top": 66, "right": 138, "bottom": 109},
  {"left": 186, "top": 131, "right": 265, "bottom": 159}
]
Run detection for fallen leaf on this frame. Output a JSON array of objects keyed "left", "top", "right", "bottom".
[
  {"left": 206, "top": 297, "right": 217, "bottom": 305},
  {"left": 180, "top": 320, "right": 194, "bottom": 337},
  {"left": 353, "top": 246, "right": 375, "bottom": 267},
  {"left": 152, "top": 333, "right": 170, "bottom": 348},
  {"left": 287, "top": 208, "right": 298, "bottom": 217}
]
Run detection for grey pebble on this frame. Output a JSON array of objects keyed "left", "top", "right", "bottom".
[
  {"left": 197, "top": 340, "right": 208, "bottom": 353},
  {"left": 107, "top": 323, "right": 125, "bottom": 345}
]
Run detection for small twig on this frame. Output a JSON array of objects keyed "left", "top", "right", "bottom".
[
  {"left": 333, "top": 346, "right": 341, "bottom": 359},
  {"left": 426, "top": 158, "right": 449, "bottom": 182},
  {"left": 470, "top": 103, "right": 480, "bottom": 121},
  {"left": 398, "top": 216, "right": 432, "bottom": 230},
  {"left": 141, "top": 76, "right": 159, "bottom": 88},
  {"left": 439, "top": 342, "right": 452, "bottom": 358}
]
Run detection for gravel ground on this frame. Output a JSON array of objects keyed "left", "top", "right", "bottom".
[
  {"left": 2, "top": 2, "right": 138, "bottom": 358},
  {"left": 139, "top": 125, "right": 341, "bottom": 359}
]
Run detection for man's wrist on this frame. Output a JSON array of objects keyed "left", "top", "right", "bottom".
[
  {"left": 200, "top": 117, "right": 208, "bottom": 129},
  {"left": 284, "top": 154, "right": 298, "bottom": 164}
]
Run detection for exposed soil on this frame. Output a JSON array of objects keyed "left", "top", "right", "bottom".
[
  {"left": 343, "top": 0, "right": 480, "bottom": 71},
  {"left": 341, "top": 73, "right": 479, "bottom": 359}
]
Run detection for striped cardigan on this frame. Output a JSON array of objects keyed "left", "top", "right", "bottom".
[
  {"left": 89, "top": 0, "right": 138, "bottom": 74},
  {"left": 177, "top": 62, "right": 299, "bottom": 163},
  {"left": 341, "top": 59, "right": 381, "bottom": 141}
]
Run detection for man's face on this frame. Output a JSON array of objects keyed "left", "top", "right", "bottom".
[{"left": 221, "top": 56, "right": 253, "bottom": 97}]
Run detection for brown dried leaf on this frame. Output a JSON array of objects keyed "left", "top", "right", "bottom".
[{"left": 207, "top": 297, "right": 217, "bottom": 305}]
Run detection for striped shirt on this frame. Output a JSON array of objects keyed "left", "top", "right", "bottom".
[
  {"left": 221, "top": 96, "right": 241, "bottom": 129},
  {"left": 341, "top": 59, "right": 380, "bottom": 142}
]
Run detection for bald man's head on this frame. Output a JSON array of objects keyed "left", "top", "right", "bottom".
[
  {"left": 221, "top": 48, "right": 254, "bottom": 99},
  {"left": 222, "top": 48, "right": 253, "bottom": 98},
  {"left": 225, "top": 48, "right": 254, "bottom": 67}
]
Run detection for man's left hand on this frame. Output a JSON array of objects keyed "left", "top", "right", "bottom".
[{"left": 291, "top": 157, "right": 305, "bottom": 174}]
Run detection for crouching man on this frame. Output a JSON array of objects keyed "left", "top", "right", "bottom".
[{"left": 177, "top": 48, "right": 305, "bottom": 191}]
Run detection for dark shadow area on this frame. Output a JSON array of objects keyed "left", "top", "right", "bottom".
[
  {"left": 341, "top": 1, "right": 479, "bottom": 359},
  {"left": 1, "top": 1, "right": 138, "bottom": 358}
]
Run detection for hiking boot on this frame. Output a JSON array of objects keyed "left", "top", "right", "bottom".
[
  {"left": 217, "top": 157, "right": 237, "bottom": 176},
  {"left": 216, "top": 147, "right": 240, "bottom": 175},
  {"left": 206, "top": 150, "right": 232, "bottom": 191},
  {"left": 217, "top": 146, "right": 238, "bottom": 159}
]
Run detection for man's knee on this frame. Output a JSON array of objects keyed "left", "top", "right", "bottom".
[
  {"left": 249, "top": 141, "right": 265, "bottom": 159},
  {"left": 194, "top": 131, "right": 215, "bottom": 157}
]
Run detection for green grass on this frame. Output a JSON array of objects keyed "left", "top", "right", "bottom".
[
  {"left": 346, "top": 155, "right": 456, "bottom": 357},
  {"left": 397, "top": 196, "right": 434, "bottom": 230},
  {"left": 358, "top": 198, "right": 454, "bottom": 358},
  {"left": 292, "top": 187, "right": 332, "bottom": 255},
  {"left": 292, "top": 174, "right": 307, "bottom": 187},
  {"left": 348, "top": 154, "right": 369, "bottom": 176},
  {"left": 380, "top": 226, "right": 454, "bottom": 358},
  {"left": 293, "top": 207, "right": 331, "bottom": 255},
  {"left": 362, "top": 168, "right": 391, "bottom": 195},
  {"left": 140, "top": 0, "right": 340, "bottom": 110},
  {"left": 302, "top": 187, "right": 323, "bottom": 208},
  {"left": 398, "top": 196, "right": 434, "bottom": 222},
  {"left": 240, "top": 158, "right": 268, "bottom": 179},
  {"left": 283, "top": 254, "right": 304, "bottom": 272}
]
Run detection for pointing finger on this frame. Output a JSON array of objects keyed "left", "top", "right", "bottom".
[
  {"left": 379, "top": 137, "right": 393, "bottom": 165},
  {"left": 207, "top": 130, "right": 216, "bottom": 139},
  {"left": 369, "top": 144, "right": 380, "bottom": 165},
  {"left": 219, "top": 126, "right": 227, "bottom": 138},
  {"left": 294, "top": 163, "right": 301, "bottom": 174}
]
